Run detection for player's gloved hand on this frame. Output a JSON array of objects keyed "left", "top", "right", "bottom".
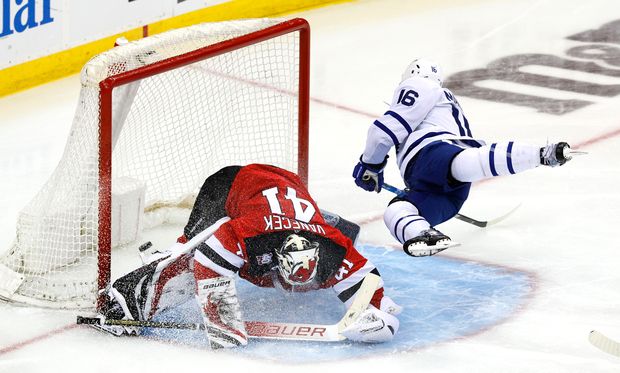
[
  {"left": 380, "top": 295, "right": 403, "bottom": 316},
  {"left": 352, "top": 155, "right": 388, "bottom": 193},
  {"left": 341, "top": 305, "right": 399, "bottom": 343}
]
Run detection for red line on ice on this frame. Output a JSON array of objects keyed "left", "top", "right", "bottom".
[
  {"left": 574, "top": 127, "right": 620, "bottom": 148},
  {"left": 0, "top": 323, "right": 79, "bottom": 356}
]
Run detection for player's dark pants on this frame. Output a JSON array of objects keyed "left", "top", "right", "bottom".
[
  {"left": 183, "top": 166, "right": 242, "bottom": 240},
  {"left": 400, "top": 141, "right": 472, "bottom": 226}
]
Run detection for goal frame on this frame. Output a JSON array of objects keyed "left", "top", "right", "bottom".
[{"left": 97, "top": 18, "right": 310, "bottom": 310}]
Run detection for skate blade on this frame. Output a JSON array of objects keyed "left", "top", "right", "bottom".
[
  {"left": 567, "top": 149, "right": 588, "bottom": 156},
  {"left": 88, "top": 323, "right": 126, "bottom": 337},
  {"left": 406, "top": 242, "right": 460, "bottom": 257}
]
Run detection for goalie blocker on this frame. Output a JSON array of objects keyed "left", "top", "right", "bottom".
[{"left": 93, "top": 164, "right": 402, "bottom": 346}]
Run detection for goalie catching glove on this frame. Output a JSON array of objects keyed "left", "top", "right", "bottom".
[{"left": 341, "top": 296, "right": 402, "bottom": 343}]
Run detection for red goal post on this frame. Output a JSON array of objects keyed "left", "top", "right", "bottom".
[
  {"left": 97, "top": 18, "right": 310, "bottom": 310},
  {"left": 0, "top": 18, "right": 310, "bottom": 310}
]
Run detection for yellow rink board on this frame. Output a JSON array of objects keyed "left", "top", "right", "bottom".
[{"left": 0, "top": 0, "right": 352, "bottom": 98}]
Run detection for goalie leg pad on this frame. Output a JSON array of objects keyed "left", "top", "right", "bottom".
[
  {"left": 196, "top": 275, "right": 248, "bottom": 349},
  {"left": 104, "top": 250, "right": 194, "bottom": 324}
]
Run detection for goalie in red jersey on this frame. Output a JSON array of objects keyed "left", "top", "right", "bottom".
[{"left": 97, "top": 164, "right": 401, "bottom": 348}]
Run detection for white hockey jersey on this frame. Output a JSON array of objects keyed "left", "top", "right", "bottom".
[{"left": 361, "top": 76, "right": 484, "bottom": 179}]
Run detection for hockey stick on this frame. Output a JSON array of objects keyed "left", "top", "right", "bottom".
[
  {"left": 589, "top": 330, "right": 620, "bottom": 357},
  {"left": 77, "top": 273, "right": 380, "bottom": 342},
  {"left": 76, "top": 317, "right": 342, "bottom": 342},
  {"left": 382, "top": 183, "right": 520, "bottom": 228}
]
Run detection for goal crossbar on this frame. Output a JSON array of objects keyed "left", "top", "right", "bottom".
[
  {"left": 97, "top": 18, "right": 310, "bottom": 310},
  {"left": 0, "top": 18, "right": 310, "bottom": 310}
]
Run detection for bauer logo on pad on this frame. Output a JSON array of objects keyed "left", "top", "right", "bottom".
[{"left": 201, "top": 280, "right": 231, "bottom": 290}]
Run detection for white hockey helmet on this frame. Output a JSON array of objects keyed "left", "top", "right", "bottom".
[
  {"left": 275, "top": 234, "right": 320, "bottom": 285},
  {"left": 401, "top": 58, "right": 443, "bottom": 86}
]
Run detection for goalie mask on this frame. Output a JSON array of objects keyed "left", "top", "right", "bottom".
[
  {"left": 275, "top": 234, "right": 320, "bottom": 286},
  {"left": 401, "top": 58, "right": 443, "bottom": 86}
]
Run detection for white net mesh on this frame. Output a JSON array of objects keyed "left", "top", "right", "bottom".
[{"left": 0, "top": 18, "right": 304, "bottom": 309}]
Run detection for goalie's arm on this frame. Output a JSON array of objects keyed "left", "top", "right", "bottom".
[
  {"left": 333, "top": 270, "right": 402, "bottom": 343},
  {"left": 330, "top": 257, "right": 403, "bottom": 343}
]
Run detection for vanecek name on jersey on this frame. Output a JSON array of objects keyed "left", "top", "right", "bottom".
[{"left": 195, "top": 164, "right": 385, "bottom": 308}]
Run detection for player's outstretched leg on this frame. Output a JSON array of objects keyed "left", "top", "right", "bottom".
[
  {"left": 384, "top": 200, "right": 457, "bottom": 257},
  {"left": 450, "top": 141, "right": 573, "bottom": 182}
]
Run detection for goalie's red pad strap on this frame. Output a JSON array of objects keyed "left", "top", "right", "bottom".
[
  {"left": 194, "top": 261, "right": 221, "bottom": 282},
  {"left": 370, "top": 286, "right": 384, "bottom": 309}
]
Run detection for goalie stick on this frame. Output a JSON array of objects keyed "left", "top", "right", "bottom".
[
  {"left": 382, "top": 183, "right": 520, "bottom": 228},
  {"left": 77, "top": 273, "right": 380, "bottom": 342},
  {"left": 589, "top": 330, "right": 620, "bottom": 357}
]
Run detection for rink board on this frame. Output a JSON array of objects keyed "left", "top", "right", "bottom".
[{"left": 142, "top": 245, "right": 535, "bottom": 362}]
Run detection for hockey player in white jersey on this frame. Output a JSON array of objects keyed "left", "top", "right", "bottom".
[{"left": 353, "top": 58, "right": 574, "bottom": 257}]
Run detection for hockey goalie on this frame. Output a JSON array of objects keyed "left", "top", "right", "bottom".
[{"left": 94, "top": 164, "right": 401, "bottom": 348}]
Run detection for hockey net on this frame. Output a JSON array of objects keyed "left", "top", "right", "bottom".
[{"left": 0, "top": 18, "right": 309, "bottom": 310}]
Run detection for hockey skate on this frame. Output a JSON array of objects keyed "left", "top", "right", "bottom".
[
  {"left": 88, "top": 316, "right": 137, "bottom": 337},
  {"left": 88, "top": 289, "right": 139, "bottom": 337},
  {"left": 403, "top": 228, "right": 459, "bottom": 257},
  {"left": 540, "top": 142, "right": 572, "bottom": 167}
]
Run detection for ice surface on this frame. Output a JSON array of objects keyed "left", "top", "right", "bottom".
[
  {"left": 142, "top": 246, "right": 533, "bottom": 363},
  {"left": 1, "top": 0, "right": 620, "bottom": 372}
]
